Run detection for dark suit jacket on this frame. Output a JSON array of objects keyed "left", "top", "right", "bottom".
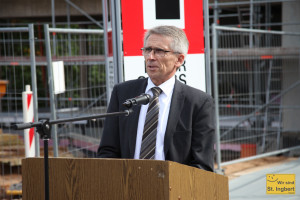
[{"left": 97, "top": 78, "right": 215, "bottom": 171}]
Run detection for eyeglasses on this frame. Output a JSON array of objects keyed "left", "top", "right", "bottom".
[{"left": 141, "top": 47, "right": 180, "bottom": 57}]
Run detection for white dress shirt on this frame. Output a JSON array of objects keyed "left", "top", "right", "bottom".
[{"left": 134, "top": 76, "right": 175, "bottom": 160}]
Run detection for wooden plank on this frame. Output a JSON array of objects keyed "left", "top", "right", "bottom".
[{"left": 0, "top": 134, "right": 23, "bottom": 146}]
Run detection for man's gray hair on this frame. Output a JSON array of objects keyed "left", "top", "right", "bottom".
[{"left": 144, "top": 25, "right": 189, "bottom": 57}]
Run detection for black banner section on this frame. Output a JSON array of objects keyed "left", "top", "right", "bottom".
[{"left": 156, "top": 0, "right": 180, "bottom": 19}]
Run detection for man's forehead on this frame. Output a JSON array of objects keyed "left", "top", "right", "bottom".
[{"left": 145, "top": 34, "right": 172, "bottom": 48}]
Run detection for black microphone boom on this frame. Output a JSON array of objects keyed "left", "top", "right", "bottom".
[{"left": 123, "top": 93, "right": 151, "bottom": 108}]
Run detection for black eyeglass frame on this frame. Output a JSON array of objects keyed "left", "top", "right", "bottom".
[{"left": 141, "top": 47, "right": 181, "bottom": 57}]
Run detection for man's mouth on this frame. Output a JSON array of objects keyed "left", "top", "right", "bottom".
[{"left": 147, "top": 65, "right": 158, "bottom": 69}]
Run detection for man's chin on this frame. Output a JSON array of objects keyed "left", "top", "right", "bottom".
[
  {"left": 147, "top": 73, "right": 159, "bottom": 80},
  {"left": 146, "top": 69, "right": 158, "bottom": 76}
]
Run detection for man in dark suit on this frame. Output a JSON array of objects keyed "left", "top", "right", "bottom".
[{"left": 97, "top": 25, "right": 215, "bottom": 172}]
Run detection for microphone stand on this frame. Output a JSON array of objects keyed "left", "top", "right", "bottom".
[{"left": 13, "top": 109, "right": 133, "bottom": 200}]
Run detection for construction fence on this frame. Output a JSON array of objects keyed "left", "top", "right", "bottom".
[
  {"left": 212, "top": 25, "right": 300, "bottom": 171},
  {"left": 0, "top": 24, "right": 107, "bottom": 199},
  {"left": 1, "top": 23, "right": 300, "bottom": 198},
  {"left": 0, "top": 25, "right": 35, "bottom": 199}
]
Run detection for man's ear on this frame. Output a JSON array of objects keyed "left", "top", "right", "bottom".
[{"left": 175, "top": 54, "right": 185, "bottom": 68}]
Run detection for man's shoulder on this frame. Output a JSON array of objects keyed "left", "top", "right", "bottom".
[{"left": 176, "top": 80, "right": 211, "bottom": 98}]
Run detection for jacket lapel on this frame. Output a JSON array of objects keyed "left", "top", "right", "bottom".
[{"left": 164, "top": 80, "right": 185, "bottom": 155}]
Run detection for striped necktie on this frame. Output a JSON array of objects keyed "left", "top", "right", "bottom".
[{"left": 140, "top": 87, "right": 162, "bottom": 159}]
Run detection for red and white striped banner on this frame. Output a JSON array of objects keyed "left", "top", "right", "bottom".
[
  {"left": 22, "top": 85, "right": 35, "bottom": 157},
  {"left": 122, "top": 0, "right": 206, "bottom": 91}
]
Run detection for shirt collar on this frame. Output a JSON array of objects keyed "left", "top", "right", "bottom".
[{"left": 145, "top": 76, "right": 175, "bottom": 97}]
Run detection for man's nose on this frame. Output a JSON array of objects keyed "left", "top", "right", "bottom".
[{"left": 148, "top": 50, "right": 156, "bottom": 59}]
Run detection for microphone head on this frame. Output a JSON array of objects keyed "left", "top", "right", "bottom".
[{"left": 122, "top": 93, "right": 151, "bottom": 108}]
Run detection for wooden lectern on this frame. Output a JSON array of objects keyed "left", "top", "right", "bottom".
[{"left": 22, "top": 158, "right": 228, "bottom": 200}]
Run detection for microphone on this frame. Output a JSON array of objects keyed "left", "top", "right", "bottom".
[{"left": 123, "top": 93, "right": 151, "bottom": 108}]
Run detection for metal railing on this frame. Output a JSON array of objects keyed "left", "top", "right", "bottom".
[
  {"left": 0, "top": 24, "right": 36, "bottom": 199},
  {"left": 2, "top": 23, "right": 300, "bottom": 197},
  {"left": 43, "top": 25, "right": 106, "bottom": 157},
  {"left": 212, "top": 24, "right": 300, "bottom": 172},
  {"left": 0, "top": 24, "right": 107, "bottom": 198}
]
